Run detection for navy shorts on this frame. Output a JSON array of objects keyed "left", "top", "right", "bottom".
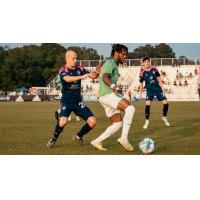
[
  {"left": 146, "top": 90, "right": 167, "bottom": 101},
  {"left": 60, "top": 100, "right": 94, "bottom": 121}
]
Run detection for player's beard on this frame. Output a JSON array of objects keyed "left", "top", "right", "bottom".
[{"left": 117, "top": 59, "right": 124, "bottom": 64}]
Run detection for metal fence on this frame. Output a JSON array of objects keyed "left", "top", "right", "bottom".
[{"left": 77, "top": 57, "right": 200, "bottom": 67}]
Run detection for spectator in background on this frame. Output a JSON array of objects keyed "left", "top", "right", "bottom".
[
  {"left": 195, "top": 67, "right": 198, "bottom": 75},
  {"left": 174, "top": 80, "right": 177, "bottom": 86},
  {"left": 184, "top": 79, "right": 188, "bottom": 86}
]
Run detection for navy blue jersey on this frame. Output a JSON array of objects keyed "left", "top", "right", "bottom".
[
  {"left": 139, "top": 66, "right": 161, "bottom": 91},
  {"left": 59, "top": 65, "right": 90, "bottom": 103}
]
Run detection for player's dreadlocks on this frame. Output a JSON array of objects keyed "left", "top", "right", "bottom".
[{"left": 111, "top": 44, "right": 128, "bottom": 56}]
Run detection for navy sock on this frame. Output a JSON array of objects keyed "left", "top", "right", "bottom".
[
  {"left": 145, "top": 105, "right": 150, "bottom": 119},
  {"left": 53, "top": 124, "right": 64, "bottom": 139},
  {"left": 77, "top": 123, "right": 92, "bottom": 138},
  {"left": 163, "top": 103, "right": 169, "bottom": 117}
]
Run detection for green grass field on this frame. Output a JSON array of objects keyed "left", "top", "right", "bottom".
[{"left": 0, "top": 101, "right": 200, "bottom": 155}]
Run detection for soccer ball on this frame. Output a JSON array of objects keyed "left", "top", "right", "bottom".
[{"left": 139, "top": 138, "right": 155, "bottom": 154}]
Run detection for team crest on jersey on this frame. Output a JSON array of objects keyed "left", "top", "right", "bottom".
[
  {"left": 62, "top": 106, "right": 66, "bottom": 110},
  {"left": 77, "top": 70, "right": 81, "bottom": 75},
  {"left": 150, "top": 76, "right": 153, "bottom": 79}
]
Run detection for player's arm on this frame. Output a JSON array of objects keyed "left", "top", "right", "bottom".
[
  {"left": 81, "top": 67, "right": 99, "bottom": 80},
  {"left": 103, "top": 73, "right": 118, "bottom": 93},
  {"left": 157, "top": 76, "right": 164, "bottom": 91},
  {"left": 139, "top": 74, "right": 144, "bottom": 99},
  {"left": 139, "top": 82, "right": 143, "bottom": 99},
  {"left": 88, "top": 71, "right": 99, "bottom": 79},
  {"left": 155, "top": 68, "right": 164, "bottom": 91},
  {"left": 63, "top": 74, "right": 88, "bottom": 83}
]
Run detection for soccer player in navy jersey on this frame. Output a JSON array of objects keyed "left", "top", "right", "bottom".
[
  {"left": 47, "top": 50, "right": 99, "bottom": 148},
  {"left": 139, "top": 57, "right": 170, "bottom": 129}
]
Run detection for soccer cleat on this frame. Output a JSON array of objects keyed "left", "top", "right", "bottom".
[
  {"left": 73, "top": 134, "right": 84, "bottom": 146},
  {"left": 76, "top": 116, "right": 80, "bottom": 122},
  {"left": 162, "top": 117, "right": 170, "bottom": 126},
  {"left": 54, "top": 111, "right": 59, "bottom": 122},
  {"left": 46, "top": 138, "right": 57, "bottom": 148},
  {"left": 91, "top": 141, "right": 107, "bottom": 151},
  {"left": 117, "top": 138, "right": 134, "bottom": 152},
  {"left": 143, "top": 120, "right": 150, "bottom": 129}
]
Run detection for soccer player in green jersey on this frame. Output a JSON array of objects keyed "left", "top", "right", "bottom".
[{"left": 91, "top": 44, "right": 135, "bottom": 151}]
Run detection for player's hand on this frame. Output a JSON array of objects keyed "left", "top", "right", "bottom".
[
  {"left": 81, "top": 74, "right": 89, "bottom": 80},
  {"left": 96, "top": 65, "right": 102, "bottom": 75},
  {"left": 112, "top": 85, "right": 118, "bottom": 94},
  {"left": 112, "top": 85, "right": 120, "bottom": 95}
]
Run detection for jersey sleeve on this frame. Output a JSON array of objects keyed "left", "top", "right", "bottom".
[
  {"left": 156, "top": 70, "right": 160, "bottom": 77},
  {"left": 81, "top": 67, "right": 90, "bottom": 75},
  {"left": 102, "top": 60, "right": 115, "bottom": 74},
  {"left": 152, "top": 66, "right": 160, "bottom": 77},
  {"left": 60, "top": 70, "right": 69, "bottom": 80}
]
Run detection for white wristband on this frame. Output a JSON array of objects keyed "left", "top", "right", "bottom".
[{"left": 111, "top": 84, "right": 116, "bottom": 89}]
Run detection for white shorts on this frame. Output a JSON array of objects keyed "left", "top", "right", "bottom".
[{"left": 98, "top": 93, "right": 122, "bottom": 118}]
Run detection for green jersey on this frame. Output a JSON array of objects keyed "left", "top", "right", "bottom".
[{"left": 98, "top": 58, "right": 119, "bottom": 97}]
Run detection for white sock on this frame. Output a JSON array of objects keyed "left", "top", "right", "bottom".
[
  {"left": 94, "top": 122, "right": 122, "bottom": 143},
  {"left": 121, "top": 105, "right": 135, "bottom": 141}
]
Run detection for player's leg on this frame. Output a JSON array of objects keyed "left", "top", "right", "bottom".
[
  {"left": 143, "top": 90, "right": 154, "bottom": 129},
  {"left": 91, "top": 107, "right": 122, "bottom": 151},
  {"left": 73, "top": 103, "right": 96, "bottom": 145},
  {"left": 47, "top": 103, "right": 71, "bottom": 148},
  {"left": 157, "top": 92, "right": 170, "bottom": 126},
  {"left": 117, "top": 98, "right": 135, "bottom": 151},
  {"left": 143, "top": 100, "right": 152, "bottom": 129},
  {"left": 161, "top": 99, "right": 170, "bottom": 126}
]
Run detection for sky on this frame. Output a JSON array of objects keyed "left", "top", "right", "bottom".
[{"left": 1, "top": 43, "right": 200, "bottom": 58}]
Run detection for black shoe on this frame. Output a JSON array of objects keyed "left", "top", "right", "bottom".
[{"left": 73, "top": 135, "right": 84, "bottom": 146}]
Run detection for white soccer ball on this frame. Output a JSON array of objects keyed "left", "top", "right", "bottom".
[{"left": 139, "top": 138, "right": 155, "bottom": 154}]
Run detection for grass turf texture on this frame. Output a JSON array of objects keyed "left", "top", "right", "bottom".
[{"left": 0, "top": 101, "right": 200, "bottom": 155}]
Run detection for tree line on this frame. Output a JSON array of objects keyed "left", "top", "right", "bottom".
[{"left": 0, "top": 43, "right": 178, "bottom": 91}]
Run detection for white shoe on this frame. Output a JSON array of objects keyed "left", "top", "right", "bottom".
[
  {"left": 117, "top": 138, "right": 134, "bottom": 152},
  {"left": 68, "top": 116, "right": 72, "bottom": 122},
  {"left": 91, "top": 141, "right": 107, "bottom": 151},
  {"left": 143, "top": 120, "right": 149, "bottom": 129},
  {"left": 162, "top": 117, "right": 170, "bottom": 126},
  {"left": 76, "top": 117, "right": 80, "bottom": 121}
]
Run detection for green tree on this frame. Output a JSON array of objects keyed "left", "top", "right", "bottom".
[
  {"left": 127, "top": 43, "right": 176, "bottom": 59},
  {"left": 67, "top": 46, "right": 100, "bottom": 60},
  {"left": 154, "top": 43, "right": 175, "bottom": 58}
]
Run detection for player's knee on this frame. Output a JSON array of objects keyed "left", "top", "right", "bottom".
[
  {"left": 87, "top": 116, "right": 97, "bottom": 128},
  {"left": 125, "top": 105, "right": 135, "bottom": 116},
  {"left": 59, "top": 117, "right": 68, "bottom": 127},
  {"left": 113, "top": 121, "right": 122, "bottom": 131}
]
